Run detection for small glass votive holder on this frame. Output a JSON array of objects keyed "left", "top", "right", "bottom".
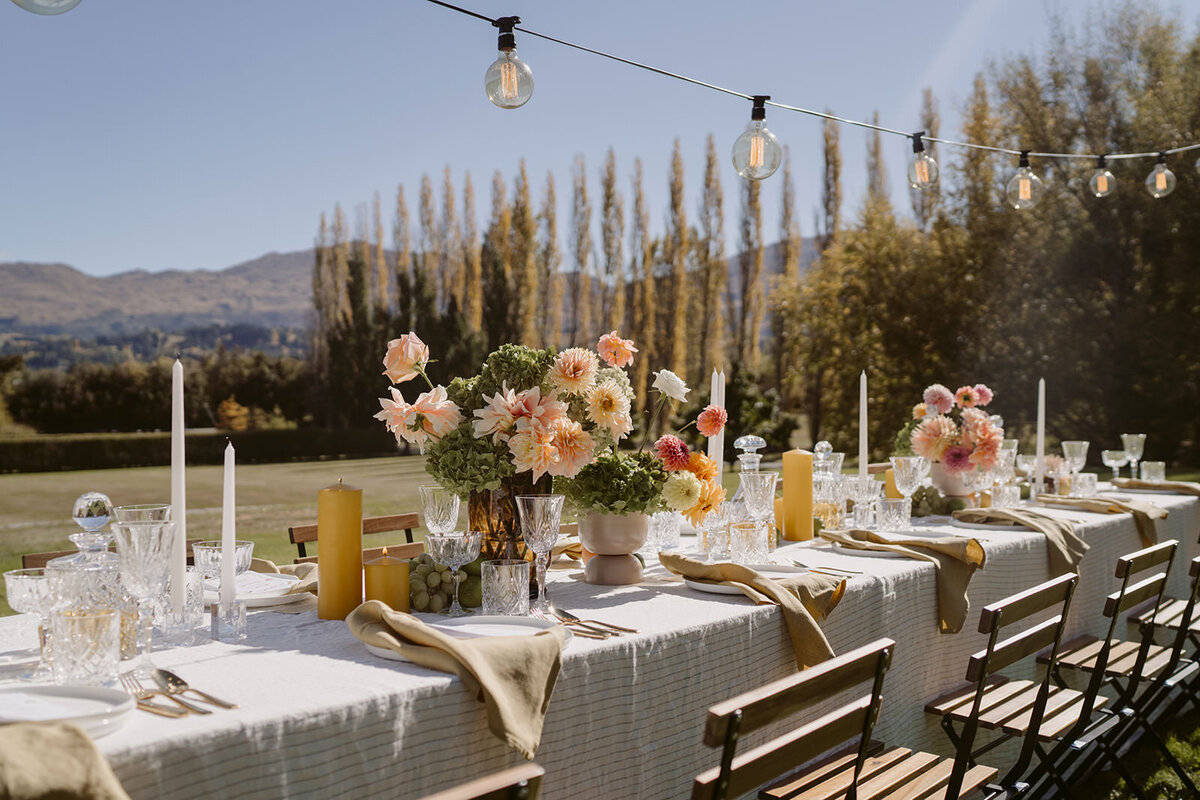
[
  {"left": 1071, "top": 472, "right": 1098, "bottom": 497},
  {"left": 699, "top": 522, "right": 729, "bottom": 562},
  {"left": 992, "top": 484, "right": 1021, "bottom": 509},
  {"left": 1142, "top": 461, "right": 1166, "bottom": 483},
  {"left": 848, "top": 479, "right": 881, "bottom": 529},
  {"left": 482, "top": 560, "right": 530, "bottom": 616},
  {"left": 877, "top": 498, "right": 911, "bottom": 532},
  {"left": 192, "top": 541, "right": 255, "bottom": 579},
  {"left": 729, "top": 522, "right": 769, "bottom": 566},
  {"left": 650, "top": 511, "right": 682, "bottom": 552},
  {"left": 51, "top": 608, "right": 119, "bottom": 686}
]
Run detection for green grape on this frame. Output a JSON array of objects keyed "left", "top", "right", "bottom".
[
  {"left": 441, "top": 570, "right": 453, "bottom": 585},
  {"left": 428, "top": 594, "right": 446, "bottom": 613},
  {"left": 425, "top": 571, "right": 442, "bottom": 589},
  {"left": 414, "top": 564, "right": 432, "bottom": 577},
  {"left": 412, "top": 592, "right": 430, "bottom": 611}
]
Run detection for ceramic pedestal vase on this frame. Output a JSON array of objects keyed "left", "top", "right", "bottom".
[
  {"left": 578, "top": 513, "right": 649, "bottom": 585},
  {"left": 929, "top": 462, "right": 969, "bottom": 498}
]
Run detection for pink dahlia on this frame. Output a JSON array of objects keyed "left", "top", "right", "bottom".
[
  {"left": 923, "top": 384, "right": 955, "bottom": 415},
  {"left": 695, "top": 405, "right": 727, "bottom": 438},
  {"left": 373, "top": 385, "right": 461, "bottom": 454},
  {"left": 548, "top": 347, "right": 599, "bottom": 396},
  {"left": 654, "top": 434, "right": 692, "bottom": 471},
  {"left": 941, "top": 445, "right": 973, "bottom": 473},
  {"left": 955, "top": 385, "right": 981, "bottom": 409},
  {"left": 547, "top": 418, "right": 596, "bottom": 478},
  {"left": 973, "top": 384, "right": 994, "bottom": 406},
  {"left": 910, "top": 414, "right": 957, "bottom": 462}
]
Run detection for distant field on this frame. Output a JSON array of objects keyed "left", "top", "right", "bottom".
[{"left": 0, "top": 456, "right": 431, "bottom": 615}]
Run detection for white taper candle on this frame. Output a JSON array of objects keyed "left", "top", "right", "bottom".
[
  {"left": 169, "top": 359, "right": 187, "bottom": 613},
  {"left": 1035, "top": 378, "right": 1046, "bottom": 493},
  {"left": 859, "top": 370, "right": 868, "bottom": 481},
  {"left": 220, "top": 441, "right": 237, "bottom": 606}
]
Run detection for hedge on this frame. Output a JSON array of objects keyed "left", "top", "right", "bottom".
[{"left": 0, "top": 429, "right": 404, "bottom": 474}]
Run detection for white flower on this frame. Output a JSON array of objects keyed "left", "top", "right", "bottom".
[{"left": 651, "top": 369, "right": 689, "bottom": 403}]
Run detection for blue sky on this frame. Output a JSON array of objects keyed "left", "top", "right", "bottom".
[{"left": 0, "top": 0, "right": 1139, "bottom": 276}]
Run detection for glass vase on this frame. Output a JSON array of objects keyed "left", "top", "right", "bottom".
[{"left": 468, "top": 472, "right": 552, "bottom": 563}]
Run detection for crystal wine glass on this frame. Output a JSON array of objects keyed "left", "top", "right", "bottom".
[
  {"left": 425, "top": 531, "right": 483, "bottom": 617},
  {"left": 738, "top": 471, "right": 778, "bottom": 551},
  {"left": 419, "top": 485, "right": 461, "bottom": 537},
  {"left": 516, "top": 495, "right": 564, "bottom": 614},
  {"left": 962, "top": 465, "right": 993, "bottom": 508},
  {"left": 1061, "top": 441, "right": 1089, "bottom": 488},
  {"left": 994, "top": 448, "right": 1017, "bottom": 487},
  {"left": 3, "top": 568, "right": 53, "bottom": 681},
  {"left": 889, "top": 456, "right": 928, "bottom": 528},
  {"left": 110, "top": 520, "right": 177, "bottom": 678},
  {"left": 113, "top": 504, "right": 171, "bottom": 523},
  {"left": 1120, "top": 434, "right": 1146, "bottom": 480},
  {"left": 1101, "top": 450, "right": 1129, "bottom": 483}
]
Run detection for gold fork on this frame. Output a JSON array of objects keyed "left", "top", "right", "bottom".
[
  {"left": 530, "top": 609, "right": 608, "bottom": 639},
  {"left": 120, "top": 672, "right": 211, "bottom": 715}
]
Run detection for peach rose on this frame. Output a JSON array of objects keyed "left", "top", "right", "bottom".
[{"left": 382, "top": 333, "right": 430, "bottom": 384}]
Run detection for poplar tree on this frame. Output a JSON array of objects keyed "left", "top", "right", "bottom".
[
  {"left": 694, "top": 134, "right": 726, "bottom": 380},
  {"left": 482, "top": 171, "right": 514, "bottom": 350},
  {"left": 537, "top": 172, "right": 563, "bottom": 348},
  {"left": 461, "top": 172, "right": 483, "bottom": 331},
  {"left": 599, "top": 148, "right": 625, "bottom": 335},
  {"left": 417, "top": 175, "right": 437, "bottom": 310},
  {"left": 511, "top": 160, "right": 540, "bottom": 345},
  {"left": 819, "top": 116, "right": 842, "bottom": 252},
  {"left": 664, "top": 140, "right": 689, "bottom": 378},
  {"left": 393, "top": 184, "right": 413, "bottom": 329},
  {"left": 911, "top": 88, "right": 942, "bottom": 230},
  {"left": 629, "top": 158, "right": 655, "bottom": 412},
  {"left": 735, "top": 179, "right": 765, "bottom": 368},
  {"left": 372, "top": 192, "right": 389, "bottom": 314},
  {"left": 773, "top": 146, "right": 802, "bottom": 390},
  {"left": 311, "top": 213, "right": 334, "bottom": 422},
  {"left": 441, "top": 167, "right": 464, "bottom": 314},
  {"left": 866, "top": 111, "right": 889, "bottom": 204},
  {"left": 330, "top": 204, "right": 351, "bottom": 326},
  {"left": 570, "top": 156, "right": 593, "bottom": 346}
]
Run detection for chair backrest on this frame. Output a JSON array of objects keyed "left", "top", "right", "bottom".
[
  {"left": 294, "top": 541, "right": 424, "bottom": 565},
  {"left": 955, "top": 572, "right": 1079, "bottom": 796},
  {"left": 289, "top": 512, "right": 419, "bottom": 561},
  {"left": 692, "top": 638, "right": 895, "bottom": 800},
  {"left": 22, "top": 539, "right": 202, "bottom": 569},
  {"left": 419, "top": 763, "right": 544, "bottom": 800}
]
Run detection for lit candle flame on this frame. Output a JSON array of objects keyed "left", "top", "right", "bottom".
[{"left": 381, "top": 547, "right": 388, "bottom": 557}]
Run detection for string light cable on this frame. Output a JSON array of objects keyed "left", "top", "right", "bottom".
[{"left": 425, "top": 0, "right": 1200, "bottom": 183}]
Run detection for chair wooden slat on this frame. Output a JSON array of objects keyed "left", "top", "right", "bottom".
[
  {"left": 759, "top": 742, "right": 885, "bottom": 799},
  {"left": 296, "top": 541, "right": 424, "bottom": 565},
  {"left": 968, "top": 617, "right": 1062, "bottom": 681},
  {"left": 289, "top": 512, "right": 418, "bottom": 560},
  {"left": 703, "top": 639, "right": 890, "bottom": 746},
  {"left": 1116, "top": 540, "right": 1177, "bottom": 579},
  {"left": 1105, "top": 574, "right": 1169, "bottom": 618},
  {"left": 23, "top": 539, "right": 201, "bottom": 569},
  {"left": 419, "top": 763, "right": 544, "bottom": 800},
  {"left": 977, "top": 572, "right": 1076, "bottom": 633}
]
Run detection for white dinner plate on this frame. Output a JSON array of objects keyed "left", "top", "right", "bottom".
[
  {"left": 826, "top": 542, "right": 906, "bottom": 558},
  {"left": 0, "top": 685, "right": 134, "bottom": 739},
  {"left": 203, "top": 572, "right": 306, "bottom": 608},
  {"left": 1114, "top": 488, "right": 1179, "bottom": 496},
  {"left": 683, "top": 567, "right": 809, "bottom": 595},
  {"left": 947, "top": 518, "right": 1028, "bottom": 533},
  {"left": 365, "top": 615, "right": 572, "bottom": 662}
]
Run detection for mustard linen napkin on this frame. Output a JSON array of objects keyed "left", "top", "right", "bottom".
[
  {"left": 0, "top": 722, "right": 130, "bottom": 800},
  {"left": 952, "top": 507, "right": 1088, "bottom": 576},
  {"left": 550, "top": 539, "right": 583, "bottom": 563},
  {"left": 658, "top": 551, "right": 844, "bottom": 669},
  {"left": 346, "top": 600, "right": 564, "bottom": 759},
  {"left": 1113, "top": 478, "right": 1200, "bottom": 497},
  {"left": 817, "top": 528, "right": 985, "bottom": 634},
  {"left": 1037, "top": 494, "right": 1167, "bottom": 547}
]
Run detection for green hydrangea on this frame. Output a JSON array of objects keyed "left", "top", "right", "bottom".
[
  {"left": 425, "top": 425, "right": 514, "bottom": 495},
  {"left": 479, "top": 344, "right": 555, "bottom": 396},
  {"left": 555, "top": 450, "right": 666, "bottom": 516}
]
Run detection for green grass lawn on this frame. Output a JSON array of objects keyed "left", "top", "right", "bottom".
[{"left": 0, "top": 455, "right": 432, "bottom": 615}]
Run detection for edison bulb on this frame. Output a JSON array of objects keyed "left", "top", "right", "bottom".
[
  {"left": 10, "top": 0, "right": 82, "bottom": 12},
  {"left": 1006, "top": 165, "right": 1043, "bottom": 210},
  {"left": 1088, "top": 157, "right": 1116, "bottom": 198},
  {"left": 731, "top": 121, "right": 782, "bottom": 180},
  {"left": 908, "top": 151, "right": 938, "bottom": 190},
  {"left": 1145, "top": 160, "right": 1176, "bottom": 199},
  {"left": 484, "top": 49, "right": 534, "bottom": 109}
]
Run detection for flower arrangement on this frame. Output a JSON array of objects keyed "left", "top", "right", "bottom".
[
  {"left": 374, "top": 331, "right": 727, "bottom": 522},
  {"left": 894, "top": 383, "right": 1003, "bottom": 472}
]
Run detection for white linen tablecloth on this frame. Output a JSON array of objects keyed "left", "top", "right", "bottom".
[{"left": 0, "top": 493, "right": 1195, "bottom": 799}]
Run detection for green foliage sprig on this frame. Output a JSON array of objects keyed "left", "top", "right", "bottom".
[{"left": 555, "top": 450, "right": 666, "bottom": 516}]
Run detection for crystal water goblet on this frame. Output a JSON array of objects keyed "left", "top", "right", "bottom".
[
  {"left": 889, "top": 456, "right": 928, "bottom": 527},
  {"left": 516, "top": 495, "right": 564, "bottom": 614},
  {"left": 1100, "top": 450, "right": 1128, "bottom": 483},
  {"left": 847, "top": 476, "right": 881, "bottom": 529},
  {"left": 110, "top": 521, "right": 177, "bottom": 678},
  {"left": 994, "top": 448, "right": 1017, "bottom": 486},
  {"left": 962, "top": 465, "right": 993, "bottom": 508},
  {"left": 1015, "top": 453, "right": 1037, "bottom": 481},
  {"left": 1062, "top": 441, "right": 1089, "bottom": 488},
  {"left": 739, "top": 471, "right": 778, "bottom": 550},
  {"left": 1120, "top": 434, "right": 1147, "bottom": 480},
  {"left": 426, "top": 531, "right": 483, "bottom": 617},
  {"left": 419, "top": 485, "right": 461, "bottom": 537},
  {"left": 112, "top": 504, "right": 171, "bottom": 523},
  {"left": 699, "top": 503, "right": 731, "bottom": 561},
  {"left": 3, "top": 568, "right": 53, "bottom": 681}
]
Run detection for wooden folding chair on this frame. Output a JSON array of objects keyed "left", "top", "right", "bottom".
[
  {"left": 1035, "top": 539, "right": 1198, "bottom": 798},
  {"left": 693, "top": 638, "right": 997, "bottom": 800},
  {"left": 419, "top": 763, "right": 544, "bottom": 800},
  {"left": 925, "top": 573, "right": 1085, "bottom": 797},
  {"left": 1133, "top": 527, "right": 1200, "bottom": 654},
  {"left": 22, "top": 539, "right": 202, "bottom": 569},
  {"left": 288, "top": 512, "right": 418, "bottom": 563}
]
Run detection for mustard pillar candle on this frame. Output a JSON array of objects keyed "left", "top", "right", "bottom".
[
  {"left": 781, "top": 449, "right": 814, "bottom": 541},
  {"left": 884, "top": 468, "right": 903, "bottom": 499},
  {"left": 364, "top": 548, "right": 410, "bottom": 612},
  {"left": 317, "top": 479, "right": 363, "bottom": 620}
]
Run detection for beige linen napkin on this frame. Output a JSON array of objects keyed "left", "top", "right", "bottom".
[
  {"left": 1037, "top": 494, "right": 1167, "bottom": 547},
  {"left": 952, "top": 507, "right": 1088, "bottom": 576},
  {"left": 658, "top": 551, "right": 844, "bottom": 669},
  {"left": 249, "top": 558, "right": 319, "bottom": 613},
  {"left": 550, "top": 539, "right": 583, "bottom": 563},
  {"left": 817, "top": 529, "right": 985, "bottom": 634},
  {"left": 1113, "top": 478, "right": 1200, "bottom": 497},
  {"left": 346, "top": 600, "right": 564, "bottom": 759},
  {"left": 0, "top": 722, "right": 131, "bottom": 800}
]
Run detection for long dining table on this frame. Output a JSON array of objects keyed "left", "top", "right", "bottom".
[{"left": 1, "top": 489, "right": 1197, "bottom": 799}]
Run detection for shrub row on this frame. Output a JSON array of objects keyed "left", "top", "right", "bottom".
[{"left": 0, "top": 429, "right": 402, "bottom": 474}]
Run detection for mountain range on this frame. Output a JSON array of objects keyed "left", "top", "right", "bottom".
[{"left": 0, "top": 238, "right": 819, "bottom": 338}]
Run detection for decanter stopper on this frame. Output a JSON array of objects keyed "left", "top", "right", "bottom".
[
  {"left": 733, "top": 434, "right": 767, "bottom": 473},
  {"left": 71, "top": 492, "right": 113, "bottom": 533}
]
